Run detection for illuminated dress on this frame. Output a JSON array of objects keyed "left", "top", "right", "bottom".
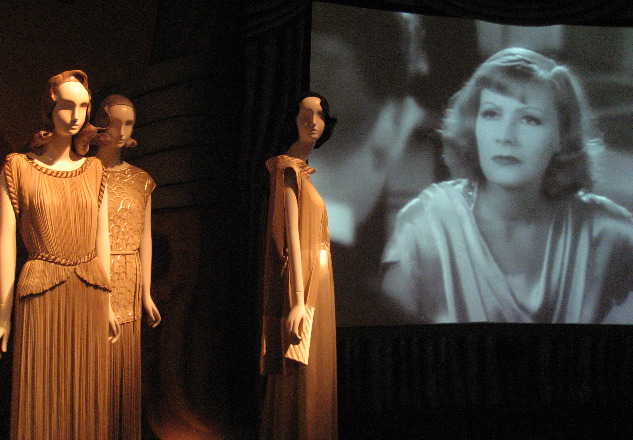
[
  {"left": 5, "top": 153, "right": 111, "bottom": 440},
  {"left": 105, "top": 164, "right": 155, "bottom": 440},
  {"left": 382, "top": 179, "right": 633, "bottom": 323},
  {"left": 260, "top": 155, "right": 337, "bottom": 440}
]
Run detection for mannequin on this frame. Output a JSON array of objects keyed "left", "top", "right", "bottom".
[
  {"left": 0, "top": 70, "right": 119, "bottom": 440},
  {"left": 260, "top": 92, "right": 338, "bottom": 440},
  {"left": 93, "top": 94, "right": 160, "bottom": 440}
]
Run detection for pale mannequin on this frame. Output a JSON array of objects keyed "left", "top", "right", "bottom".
[
  {"left": 0, "top": 80, "right": 120, "bottom": 355},
  {"left": 95, "top": 102, "right": 161, "bottom": 327},
  {"left": 260, "top": 92, "right": 338, "bottom": 440},
  {"left": 284, "top": 96, "right": 326, "bottom": 341}
]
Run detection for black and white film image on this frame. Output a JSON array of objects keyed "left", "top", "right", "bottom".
[{"left": 309, "top": 2, "right": 633, "bottom": 325}]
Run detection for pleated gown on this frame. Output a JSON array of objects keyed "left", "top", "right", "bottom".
[{"left": 4, "top": 153, "right": 112, "bottom": 440}]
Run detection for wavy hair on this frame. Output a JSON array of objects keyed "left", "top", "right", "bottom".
[
  {"left": 441, "top": 47, "right": 600, "bottom": 199},
  {"left": 92, "top": 94, "right": 137, "bottom": 149},
  {"left": 29, "top": 69, "right": 96, "bottom": 156}
]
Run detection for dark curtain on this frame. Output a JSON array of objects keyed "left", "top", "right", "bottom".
[
  {"left": 237, "top": 0, "right": 313, "bottom": 277},
  {"left": 230, "top": 1, "right": 314, "bottom": 438},
  {"left": 337, "top": 324, "right": 633, "bottom": 439},
  {"left": 323, "top": 0, "right": 633, "bottom": 25}
]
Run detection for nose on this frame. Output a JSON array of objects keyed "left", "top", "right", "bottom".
[
  {"left": 70, "top": 106, "right": 81, "bottom": 124},
  {"left": 498, "top": 116, "right": 517, "bottom": 146}
]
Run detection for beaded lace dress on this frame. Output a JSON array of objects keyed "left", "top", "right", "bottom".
[{"left": 105, "top": 164, "right": 155, "bottom": 440}]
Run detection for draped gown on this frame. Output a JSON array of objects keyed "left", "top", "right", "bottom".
[
  {"left": 5, "top": 153, "right": 111, "bottom": 440},
  {"left": 382, "top": 179, "right": 633, "bottom": 323},
  {"left": 260, "top": 155, "right": 337, "bottom": 440}
]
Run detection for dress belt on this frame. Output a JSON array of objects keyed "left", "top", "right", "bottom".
[
  {"left": 111, "top": 249, "right": 139, "bottom": 256},
  {"left": 28, "top": 249, "right": 96, "bottom": 266}
]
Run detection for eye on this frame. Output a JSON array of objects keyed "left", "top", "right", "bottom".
[
  {"left": 522, "top": 114, "right": 543, "bottom": 126},
  {"left": 55, "top": 99, "right": 74, "bottom": 111},
  {"left": 479, "top": 108, "right": 499, "bottom": 119}
]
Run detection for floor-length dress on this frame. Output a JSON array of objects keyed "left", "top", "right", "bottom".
[
  {"left": 5, "top": 153, "right": 112, "bottom": 440},
  {"left": 105, "top": 164, "right": 155, "bottom": 440},
  {"left": 260, "top": 155, "right": 337, "bottom": 440}
]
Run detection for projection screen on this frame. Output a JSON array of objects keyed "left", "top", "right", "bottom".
[{"left": 309, "top": 1, "right": 633, "bottom": 325}]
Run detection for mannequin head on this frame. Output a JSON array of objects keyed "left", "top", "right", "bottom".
[
  {"left": 93, "top": 94, "right": 137, "bottom": 149},
  {"left": 52, "top": 81, "right": 90, "bottom": 137},
  {"left": 296, "top": 96, "right": 325, "bottom": 145},
  {"left": 296, "top": 91, "right": 337, "bottom": 149},
  {"left": 29, "top": 70, "right": 96, "bottom": 155}
]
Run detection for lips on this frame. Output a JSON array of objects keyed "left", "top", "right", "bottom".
[{"left": 491, "top": 155, "right": 521, "bottom": 165}]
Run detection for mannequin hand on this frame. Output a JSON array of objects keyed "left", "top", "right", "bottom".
[
  {"left": 286, "top": 303, "right": 307, "bottom": 342},
  {"left": 0, "top": 328, "right": 8, "bottom": 356},
  {"left": 0, "top": 304, "right": 11, "bottom": 356},
  {"left": 108, "top": 307, "right": 121, "bottom": 344},
  {"left": 143, "top": 296, "right": 161, "bottom": 328}
]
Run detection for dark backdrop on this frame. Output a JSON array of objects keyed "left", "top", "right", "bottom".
[{"left": 1, "top": 0, "right": 633, "bottom": 439}]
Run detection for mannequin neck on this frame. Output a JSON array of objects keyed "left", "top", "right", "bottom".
[
  {"left": 285, "top": 139, "right": 317, "bottom": 162},
  {"left": 32, "top": 132, "right": 82, "bottom": 167},
  {"left": 96, "top": 145, "right": 126, "bottom": 170}
]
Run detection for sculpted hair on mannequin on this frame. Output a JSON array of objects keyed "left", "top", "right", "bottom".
[
  {"left": 92, "top": 94, "right": 138, "bottom": 149},
  {"left": 297, "top": 91, "right": 337, "bottom": 149},
  {"left": 280, "top": 91, "right": 338, "bottom": 150},
  {"left": 29, "top": 69, "right": 97, "bottom": 155}
]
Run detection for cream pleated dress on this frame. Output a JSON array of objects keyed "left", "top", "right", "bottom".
[{"left": 5, "top": 153, "right": 112, "bottom": 440}]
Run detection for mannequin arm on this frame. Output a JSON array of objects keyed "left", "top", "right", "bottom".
[
  {"left": 97, "top": 188, "right": 120, "bottom": 343},
  {"left": 284, "top": 168, "right": 307, "bottom": 341},
  {"left": 0, "top": 171, "right": 15, "bottom": 355},
  {"left": 139, "top": 195, "right": 160, "bottom": 327},
  {"left": 96, "top": 187, "right": 110, "bottom": 280}
]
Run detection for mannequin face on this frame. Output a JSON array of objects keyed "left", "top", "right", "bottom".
[
  {"left": 296, "top": 96, "right": 325, "bottom": 143},
  {"left": 105, "top": 104, "right": 135, "bottom": 147},
  {"left": 52, "top": 81, "right": 90, "bottom": 136}
]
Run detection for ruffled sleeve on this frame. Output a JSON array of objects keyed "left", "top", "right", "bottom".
[{"left": 264, "top": 155, "right": 314, "bottom": 258}]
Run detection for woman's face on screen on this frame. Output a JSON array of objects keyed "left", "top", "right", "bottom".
[{"left": 475, "top": 84, "right": 560, "bottom": 191}]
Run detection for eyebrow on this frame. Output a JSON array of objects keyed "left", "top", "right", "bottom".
[
  {"left": 481, "top": 98, "right": 546, "bottom": 113},
  {"left": 57, "top": 97, "right": 89, "bottom": 105}
]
